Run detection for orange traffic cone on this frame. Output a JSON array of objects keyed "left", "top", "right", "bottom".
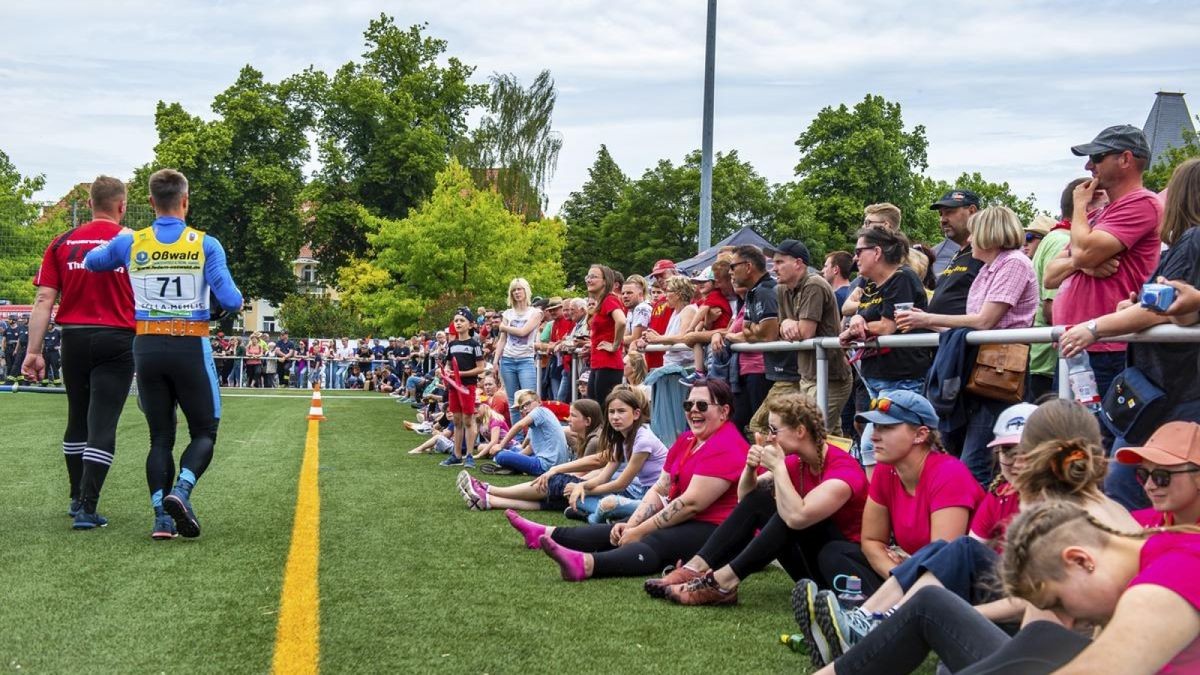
[{"left": 307, "top": 381, "right": 326, "bottom": 421}]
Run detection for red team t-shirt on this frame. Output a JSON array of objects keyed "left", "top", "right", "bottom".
[
  {"left": 969, "top": 483, "right": 1021, "bottom": 547},
  {"left": 765, "top": 444, "right": 869, "bottom": 542},
  {"left": 33, "top": 220, "right": 135, "bottom": 329},
  {"left": 589, "top": 293, "right": 625, "bottom": 371},
  {"left": 700, "top": 289, "right": 732, "bottom": 330},
  {"left": 664, "top": 421, "right": 749, "bottom": 525},
  {"left": 645, "top": 298, "right": 674, "bottom": 369},
  {"left": 868, "top": 452, "right": 984, "bottom": 554},
  {"left": 1128, "top": 533, "right": 1200, "bottom": 673}
]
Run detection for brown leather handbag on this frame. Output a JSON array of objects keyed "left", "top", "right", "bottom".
[{"left": 965, "top": 343, "right": 1029, "bottom": 403}]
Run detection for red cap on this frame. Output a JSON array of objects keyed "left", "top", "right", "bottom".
[
  {"left": 1115, "top": 421, "right": 1200, "bottom": 467},
  {"left": 649, "top": 259, "right": 676, "bottom": 278}
]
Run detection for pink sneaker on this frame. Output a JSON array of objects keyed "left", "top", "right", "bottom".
[
  {"left": 505, "top": 509, "right": 546, "bottom": 549},
  {"left": 539, "top": 535, "right": 589, "bottom": 582}
]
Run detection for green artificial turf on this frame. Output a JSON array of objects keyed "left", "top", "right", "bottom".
[{"left": 0, "top": 390, "right": 855, "bottom": 673}]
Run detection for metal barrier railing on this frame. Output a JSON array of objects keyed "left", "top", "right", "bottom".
[
  {"left": 642, "top": 324, "right": 1200, "bottom": 416},
  {"left": 210, "top": 356, "right": 424, "bottom": 389}
]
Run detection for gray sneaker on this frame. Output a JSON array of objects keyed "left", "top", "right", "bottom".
[
  {"left": 791, "top": 579, "right": 829, "bottom": 667},
  {"left": 814, "top": 590, "right": 878, "bottom": 658}
]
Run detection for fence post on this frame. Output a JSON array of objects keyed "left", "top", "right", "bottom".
[
  {"left": 815, "top": 343, "right": 828, "bottom": 418},
  {"left": 570, "top": 357, "right": 578, "bottom": 403},
  {"left": 1057, "top": 353, "right": 1071, "bottom": 401},
  {"left": 535, "top": 356, "right": 543, "bottom": 399}
]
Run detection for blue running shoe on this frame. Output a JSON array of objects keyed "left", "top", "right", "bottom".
[
  {"left": 151, "top": 512, "right": 178, "bottom": 540},
  {"left": 72, "top": 510, "right": 108, "bottom": 530},
  {"left": 163, "top": 488, "right": 201, "bottom": 538},
  {"left": 68, "top": 498, "right": 83, "bottom": 518},
  {"left": 438, "top": 455, "right": 463, "bottom": 468},
  {"left": 463, "top": 455, "right": 476, "bottom": 469}
]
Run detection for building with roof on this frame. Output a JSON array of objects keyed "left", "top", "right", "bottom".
[{"left": 1144, "top": 91, "right": 1196, "bottom": 166}]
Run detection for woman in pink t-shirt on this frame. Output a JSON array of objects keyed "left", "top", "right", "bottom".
[
  {"left": 503, "top": 379, "right": 748, "bottom": 581},
  {"left": 819, "top": 390, "right": 982, "bottom": 597},
  {"left": 896, "top": 206, "right": 1039, "bottom": 485},
  {"left": 642, "top": 393, "right": 868, "bottom": 606}
]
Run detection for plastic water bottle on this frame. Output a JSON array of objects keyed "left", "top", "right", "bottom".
[
  {"left": 1066, "top": 352, "right": 1102, "bottom": 413},
  {"left": 835, "top": 575, "right": 866, "bottom": 608},
  {"left": 780, "top": 634, "right": 805, "bottom": 652}
]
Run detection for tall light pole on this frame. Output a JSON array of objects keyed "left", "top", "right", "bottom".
[{"left": 698, "top": 0, "right": 717, "bottom": 253}]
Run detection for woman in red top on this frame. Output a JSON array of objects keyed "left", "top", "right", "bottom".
[
  {"left": 646, "top": 393, "right": 868, "bottom": 606},
  {"left": 585, "top": 265, "right": 626, "bottom": 405},
  {"left": 504, "top": 379, "right": 748, "bottom": 581}
]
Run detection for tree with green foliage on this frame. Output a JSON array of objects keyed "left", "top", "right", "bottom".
[
  {"left": 1145, "top": 117, "right": 1200, "bottom": 192},
  {"left": 767, "top": 181, "right": 832, "bottom": 260},
  {"left": 276, "top": 293, "right": 366, "bottom": 338},
  {"left": 300, "top": 16, "right": 487, "bottom": 283},
  {"left": 598, "top": 149, "right": 775, "bottom": 276},
  {"left": 794, "top": 94, "right": 929, "bottom": 247},
  {"left": 909, "top": 172, "right": 1042, "bottom": 243},
  {"left": 344, "top": 160, "right": 565, "bottom": 334},
  {"left": 458, "top": 70, "right": 562, "bottom": 221},
  {"left": 560, "top": 145, "right": 628, "bottom": 286},
  {"left": 0, "top": 150, "right": 52, "bottom": 304},
  {"left": 133, "top": 65, "right": 311, "bottom": 320}
]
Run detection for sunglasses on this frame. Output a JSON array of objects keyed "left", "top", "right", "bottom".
[
  {"left": 869, "top": 397, "right": 923, "bottom": 423},
  {"left": 854, "top": 245, "right": 878, "bottom": 256},
  {"left": 681, "top": 400, "right": 713, "bottom": 413},
  {"left": 1089, "top": 151, "right": 1119, "bottom": 165},
  {"left": 1025, "top": 232, "right": 1044, "bottom": 243},
  {"left": 1136, "top": 466, "right": 1200, "bottom": 488}
]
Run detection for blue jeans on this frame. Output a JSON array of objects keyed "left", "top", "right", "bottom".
[
  {"left": 499, "top": 356, "right": 538, "bottom": 424},
  {"left": 858, "top": 377, "right": 925, "bottom": 466},
  {"left": 585, "top": 482, "right": 649, "bottom": 524},
  {"left": 334, "top": 364, "right": 349, "bottom": 389},
  {"left": 943, "top": 395, "right": 1007, "bottom": 486},
  {"left": 494, "top": 449, "right": 547, "bottom": 476}
]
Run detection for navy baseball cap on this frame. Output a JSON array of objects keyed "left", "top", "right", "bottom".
[
  {"left": 856, "top": 390, "right": 939, "bottom": 428},
  {"left": 930, "top": 189, "right": 981, "bottom": 210},
  {"left": 1071, "top": 124, "right": 1151, "bottom": 159},
  {"left": 771, "top": 239, "right": 811, "bottom": 265}
]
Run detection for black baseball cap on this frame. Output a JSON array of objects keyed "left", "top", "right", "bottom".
[
  {"left": 771, "top": 239, "right": 811, "bottom": 265},
  {"left": 1070, "top": 124, "right": 1151, "bottom": 159},
  {"left": 532, "top": 296, "right": 548, "bottom": 309},
  {"left": 929, "top": 189, "right": 981, "bottom": 210}
]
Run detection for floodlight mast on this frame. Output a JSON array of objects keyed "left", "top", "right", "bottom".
[{"left": 698, "top": 0, "right": 717, "bottom": 253}]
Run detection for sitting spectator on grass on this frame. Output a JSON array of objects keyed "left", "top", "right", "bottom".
[
  {"left": 344, "top": 363, "right": 365, "bottom": 389},
  {"left": 488, "top": 389, "right": 570, "bottom": 476},
  {"left": 469, "top": 402, "right": 512, "bottom": 460},
  {"left": 502, "top": 379, "right": 748, "bottom": 582},
  {"left": 647, "top": 393, "right": 867, "bottom": 606},
  {"left": 564, "top": 398, "right": 603, "bottom": 459}
]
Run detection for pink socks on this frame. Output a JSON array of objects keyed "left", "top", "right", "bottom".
[
  {"left": 505, "top": 509, "right": 547, "bottom": 549},
  {"left": 539, "top": 535, "right": 589, "bottom": 582}
]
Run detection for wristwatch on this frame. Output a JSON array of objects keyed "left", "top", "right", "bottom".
[{"left": 1085, "top": 320, "right": 1099, "bottom": 339}]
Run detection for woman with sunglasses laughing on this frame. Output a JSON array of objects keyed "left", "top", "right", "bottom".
[
  {"left": 1116, "top": 421, "right": 1200, "bottom": 527},
  {"left": 503, "top": 379, "right": 749, "bottom": 581}
]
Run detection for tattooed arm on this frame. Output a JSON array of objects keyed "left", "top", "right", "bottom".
[{"left": 616, "top": 474, "right": 733, "bottom": 547}]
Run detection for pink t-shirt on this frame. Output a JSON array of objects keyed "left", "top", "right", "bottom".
[
  {"left": 773, "top": 444, "right": 869, "bottom": 542},
  {"left": 1053, "top": 188, "right": 1163, "bottom": 352},
  {"left": 730, "top": 307, "right": 764, "bottom": 375},
  {"left": 868, "top": 452, "right": 984, "bottom": 555},
  {"left": 1132, "top": 509, "right": 1200, "bottom": 528},
  {"left": 665, "top": 421, "right": 749, "bottom": 525},
  {"left": 969, "top": 483, "right": 1021, "bottom": 546},
  {"left": 965, "top": 249, "right": 1039, "bottom": 329},
  {"left": 1128, "top": 532, "right": 1200, "bottom": 673}
]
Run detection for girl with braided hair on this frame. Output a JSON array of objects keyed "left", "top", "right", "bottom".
[
  {"left": 807, "top": 399, "right": 1144, "bottom": 673},
  {"left": 644, "top": 392, "right": 868, "bottom": 607}
]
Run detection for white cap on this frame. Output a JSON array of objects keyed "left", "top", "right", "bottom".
[
  {"left": 988, "top": 403, "right": 1039, "bottom": 448},
  {"left": 690, "top": 266, "right": 714, "bottom": 282}
]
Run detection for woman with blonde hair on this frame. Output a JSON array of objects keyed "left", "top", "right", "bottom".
[{"left": 493, "top": 277, "right": 543, "bottom": 427}]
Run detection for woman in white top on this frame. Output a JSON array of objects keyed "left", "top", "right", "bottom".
[{"left": 493, "top": 277, "right": 543, "bottom": 426}]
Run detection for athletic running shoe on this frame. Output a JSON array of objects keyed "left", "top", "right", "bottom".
[
  {"left": 644, "top": 561, "right": 703, "bottom": 598},
  {"left": 68, "top": 498, "right": 83, "bottom": 518},
  {"left": 791, "top": 578, "right": 828, "bottom": 668},
  {"left": 438, "top": 455, "right": 463, "bottom": 468},
  {"left": 72, "top": 510, "right": 108, "bottom": 530},
  {"left": 151, "top": 513, "right": 178, "bottom": 540},
  {"left": 163, "top": 488, "right": 201, "bottom": 538},
  {"left": 463, "top": 455, "right": 476, "bottom": 469},
  {"left": 664, "top": 572, "right": 738, "bottom": 606},
  {"left": 816, "top": 592, "right": 877, "bottom": 653}
]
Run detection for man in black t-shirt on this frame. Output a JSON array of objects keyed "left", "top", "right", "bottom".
[
  {"left": 927, "top": 189, "right": 983, "bottom": 315},
  {"left": 275, "top": 332, "right": 296, "bottom": 387}
]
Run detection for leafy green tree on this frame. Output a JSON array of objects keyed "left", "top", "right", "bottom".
[
  {"left": 599, "top": 149, "right": 775, "bottom": 276},
  {"left": 560, "top": 145, "right": 628, "bottom": 285},
  {"left": 793, "top": 94, "right": 929, "bottom": 247},
  {"left": 348, "top": 160, "right": 566, "bottom": 334},
  {"left": 909, "top": 172, "right": 1043, "bottom": 244},
  {"left": 0, "top": 150, "right": 51, "bottom": 304},
  {"left": 276, "top": 293, "right": 366, "bottom": 338},
  {"left": 458, "top": 70, "right": 562, "bottom": 221},
  {"left": 133, "top": 66, "right": 311, "bottom": 317},
  {"left": 1145, "top": 117, "right": 1200, "bottom": 192},
  {"left": 767, "top": 181, "right": 832, "bottom": 260},
  {"left": 301, "top": 16, "right": 487, "bottom": 282}
]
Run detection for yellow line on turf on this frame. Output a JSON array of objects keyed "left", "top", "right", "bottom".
[{"left": 271, "top": 418, "right": 321, "bottom": 674}]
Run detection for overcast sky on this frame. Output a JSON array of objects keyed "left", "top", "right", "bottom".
[{"left": 3, "top": 1, "right": 1198, "bottom": 218}]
